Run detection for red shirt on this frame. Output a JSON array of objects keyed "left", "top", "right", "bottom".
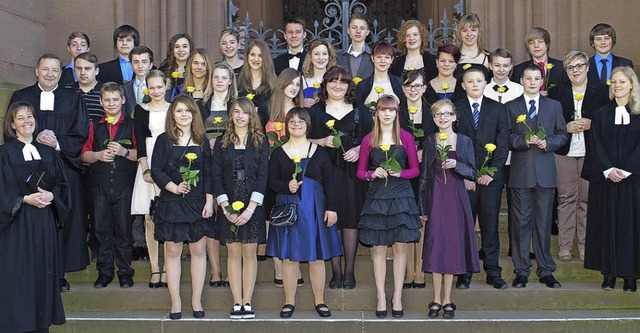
[{"left": 81, "top": 113, "right": 137, "bottom": 155}]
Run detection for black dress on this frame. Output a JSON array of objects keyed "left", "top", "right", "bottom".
[
  {"left": 151, "top": 134, "right": 215, "bottom": 243},
  {"left": 584, "top": 102, "right": 640, "bottom": 279},
  {"left": 308, "top": 103, "right": 373, "bottom": 229},
  {"left": 0, "top": 140, "right": 69, "bottom": 332}
]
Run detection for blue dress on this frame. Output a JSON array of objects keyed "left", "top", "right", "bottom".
[{"left": 266, "top": 148, "right": 342, "bottom": 262}]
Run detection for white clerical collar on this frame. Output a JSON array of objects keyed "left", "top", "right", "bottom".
[
  {"left": 615, "top": 105, "right": 630, "bottom": 125},
  {"left": 38, "top": 83, "right": 58, "bottom": 111},
  {"left": 22, "top": 143, "right": 42, "bottom": 161}
]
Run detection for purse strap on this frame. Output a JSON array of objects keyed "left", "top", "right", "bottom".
[{"left": 300, "top": 142, "right": 313, "bottom": 179}]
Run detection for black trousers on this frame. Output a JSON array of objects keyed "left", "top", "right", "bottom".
[{"left": 91, "top": 186, "right": 134, "bottom": 278}]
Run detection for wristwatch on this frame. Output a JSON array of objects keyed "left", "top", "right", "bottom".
[{"left": 124, "top": 148, "right": 130, "bottom": 158}]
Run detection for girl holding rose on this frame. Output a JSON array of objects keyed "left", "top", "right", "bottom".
[
  {"left": 418, "top": 99, "right": 479, "bottom": 319},
  {"left": 425, "top": 44, "right": 466, "bottom": 104},
  {"left": 151, "top": 95, "right": 215, "bottom": 320},
  {"left": 212, "top": 97, "right": 268, "bottom": 319}
]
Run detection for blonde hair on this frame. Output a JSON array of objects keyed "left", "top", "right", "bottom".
[
  {"left": 609, "top": 66, "right": 640, "bottom": 115},
  {"left": 237, "top": 39, "right": 276, "bottom": 95},
  {"left": 369, "top": 95, "right": 401, "bottom": 148},
  {"left": 183, "top": 48, "right": 213, "bottom": 102},
  {"left": 211, "top": 62, "right": 239, "bottom": 103},
  {"left": 269, "top": 68, "right": 303, "bottom": 122},
  {"left": 397, "top": 20, "right": 428, "bottom": 56},
  {"left": 456, "top": 13, "right": 488, "bottom": 58},
  {"left": 301, "top": 39, "right": 338, "bottom": 78}
]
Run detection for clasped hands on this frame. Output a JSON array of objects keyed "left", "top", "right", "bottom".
[
  {"left": 526, "top": 135, "right": 547, "bottom": 150},
  {"left": 24, "top": 187, "right": 54, "bottom": 208}
]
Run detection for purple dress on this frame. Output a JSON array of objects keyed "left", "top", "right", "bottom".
[{"left": 422, "top": 151, "right": 480, "bottom": 274}]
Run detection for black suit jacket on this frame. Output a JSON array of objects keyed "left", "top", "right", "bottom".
[
  {"left": 547, "top": 80, "right": 609, "bottom": 156},
  {"left": 506, "top": 95, "right": 568, "bottom": 188},
  {"left": 587, "top": 54, "right": 634, "bottom": 87},
  {"left": 511, "top": 57, "right": 568, "bottom": 90},
  {"left": 60, "top": 67, "right": 76, "bottom": 88},
  {"left": 389, "top": 52, "right": 438, "bottom": 81},
  {"left": 337, "top": 49, "right": 374, "bottom": 80},
  {"left": 97, "top": 58, "right": 125, "bottom": 84},
  {"left": 273, "top": 51, "right": 306, "bottom": 76},
  {"left": 454, "top": 97, "right": 510, "bottom": 184},
  {"left": 354, "top": 74, "right": 409, "bottom": 131},
  {"left": 122, "top": 80, "right": 137, "bottom": 118}
]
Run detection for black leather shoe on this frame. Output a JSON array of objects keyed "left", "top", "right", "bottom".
[
  {"left": 539, "top": 275, "right": 562, "bottom": 288},
  {"left": 314, "top": 303, "right": 331, "bottom": 317},
  {"left": 486, "top": 276, "right": 508, "bottom": 289},
  {"left": 512, "top": 275, "right": 528, "bottom": 288},
  {"left": 455, "top": 277, "right": 470, "bottom": 289},
  {"left": 192, "top": 310, "right": 205, "bottom": 318},
  {"left": 297, "top": 278, "right": 305, "bottom": 286},
  {"left": 623, "top": 279, "right": 637, "bottom": 294},
  {"left": 119, "top": 275, "right": 134, "bottom": 288},
  {"left": 279, "top": 304, "right": 295, "bottom": 318},
  {"left": 59, "top": 277, "right": 70, "bottom": 292},
  {"left": 442, "top": 303, "right": 456, "bottom": 319},
  {"left": 342, "top": 278, "right": 356, "bottom": 289},
  {"left": 375, "top": 309, "right": 387, "bottom": 318},
  {"left": 403, "top": 281, "right": 414, "bottom": 289},
  {"left": 601, "top": 276, "right": 616, "bottom": 291},
  {"left": 94, "top": 274, "right": 113, "bottom": 289},
  {"left": 392, "top": 309, "right": 404, "bottom": 318},
  {"left": 169, "top": 312, "right": 182, "bottom": 320},
  {"left": 413, "top": 281, "right": 426, "bottom": 289},
  {"left": 329, "top": 279, "right": 342, "bottom": 289}
]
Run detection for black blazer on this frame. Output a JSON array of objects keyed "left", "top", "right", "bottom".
[
  {"left": 97, "top": 58, "right": 125, "bottom": 85},
  {"left": 337, "top": 50, "right": 374, "bottom": 80},
  {"left": 548, "top": 80, "right": 609, "bottom": 156},
  {"left": 389, "top": 52, "right": 438, "bottom": 81},
  {"left": 60, "top": 67, "right": 76, "bottom": 88},
  {"left": 454, "top": 97, "right": 510, "bottom": 184},
  {"left": 122, "top": 80, "right": 137, "bottom": 118},
  {"left": 212, "top": 135, "right": 269, "bottom": 204},
  {"left": 587, "top": 54, "right": 634, "bottom": 87},
  {"left": 511, "top": 57, "right": 568, "bottom": 89},
  {"left": 418, "top": 99, "right": 438, "bottom": 142},
  {"left": 354, "top": 74, "right": 410, "bottom": 131},
  {"left": 273, "top": 51, "right": 307, "bottom": 76}
]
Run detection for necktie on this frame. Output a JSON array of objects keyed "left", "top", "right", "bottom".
[
  {"left": 136, "top": 82, "right": 145, "bottom": 104},
  {"left": 492, "top": 84, "right": 509, "bottom": 92},
  {"left": 287, "top": 52, "right": 303, "bottom": 60},
  {"left": 600, "top": 59, "right": 608, "bottom": 85},
  {"left": 536, "top": 61, "right": 547, "bottom": 90},
  {"left": 472, "top": 102, "right": 480, "bottom": 128},
  {"left": 528, "top": 100, "right": 537, "bottom": 119}
]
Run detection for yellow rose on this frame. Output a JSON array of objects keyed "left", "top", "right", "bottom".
[
  {"left": 574, "top": 93, "right": 584, "bottom": 101},
  {"left": 213, "top": 117, "right": 223, "bottom": 124},
  {"left": 516, "top": 114, "right": 527, "bottom": 123},
  {"left": 142, "top": 88, "right": 149, "bottom": 95},
  {"left": 407, "top": 66, "right": 416, "bottom": 71},
  {"left": 246, "top": 93, "right": 255, "bottom": 100},
  {"left": 231, "top": 201, "right": 245, "bottom": 211},
  {"left": 485, "top": 143, "right": 497, "bottom": 152},
  {"left": 497, "top": 87, "right": 506, "bottom": 93},
  {"left": 606, "top": 80, "right": 611, "bottom": 86},
  {"left": 326, "top": 119, "right": 335, "bottom": 129},
  {"left": 292, "top": 155, "right": 302, "bottom": 164},
  {"left": 379, "top": 144, "right": 391, "bottom": 152},
  {"left": 408, "top": 106, "right": 418, "bottom": 114},
  {"left": 105, "top": 116, "right": 116, "bottom": 124},
  {"left": 353, "top": 77, "right": 362, "bottom": 85},
  {"left": 274, "top": 122, "right": 284, "bottom": 131},
  {"left": 186, "top": 86, "right": 196, "bottom": 93},
  {"left": 313, "top": 83, "right": 321, "bottom": 89},
  {"left": 437, "top": 132, "right": 448, "bottom": 141},
  {"left": 171, "top": 71, "right": 180, "bottom": 79},
  {"left": 463, "top": 63, "right": 471, "bottom": 70},
  {"left": 441, "top": 83, "right": 449, "bottom": 90},
  {"left": 374, "top": 87, "right": 384, "bottom": 94},
  {"left": 545, "top": 63, "right": 554, "bottom": 70},
  {"left": 185, "top": 153, "right": 198, "bottom": 162}
]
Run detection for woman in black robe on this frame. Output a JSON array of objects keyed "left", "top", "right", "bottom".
[
  {"left": 584, "top": 67, "right": 640, "bottom": 293},
  {"left": 0, "top": 102, "right": 70, "bottom": 332}
]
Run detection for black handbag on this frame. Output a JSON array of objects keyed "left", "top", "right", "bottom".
[{"left": 269, "top": 143, "right": 312, "bottom": 227}]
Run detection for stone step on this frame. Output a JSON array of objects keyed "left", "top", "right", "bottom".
[
  {"left": 60, "top": 281, "right": 638, "bottom": 312},
  {"left": 66, "top": 252, "right": 600, "bottom": 286},
  {"left": 51, "top": 309, "right": 640, "bottom": 333}
]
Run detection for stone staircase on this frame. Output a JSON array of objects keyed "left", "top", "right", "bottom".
[{"left": 52, "top": 211, "right": 640, "bottom": 333}]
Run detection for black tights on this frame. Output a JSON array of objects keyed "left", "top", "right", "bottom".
[{"left": 331, "top": 228, "right": 359, "bottom": 282}]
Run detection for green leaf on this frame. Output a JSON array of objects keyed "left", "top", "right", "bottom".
[
  {"left": 230, "top": 225, "right": 239, "bottom": 235},
  {"left": 413, "top": 128, "right": 425, "bottom": 138},
  {"left": 179, "top": 166, "right": 188, "bottom": 173},
  {"left": 102, "top": 138, "right": 110, "bottom": 146},
  {"left": 143, "top": 169, "right": 151, "bottom": 175},
  {"left": 117, "top": 139, "right": 132, "bottom": 145},
  {"left": 280, "top": 135, "right": 289, "bottom": 144},
  {"left": 266, "top": 131, "right": 280, "bottom": 142},
  {"left": 295, "top": 166, "right": 302, "bottom": 174},
  {"left": 332, "top": 136, "right": 342, "bottom": 149},
  {"left": 388, "top": 158, "right": 402, "bottom": 173},
  {"left": 525, "top": 131, "right": 532, "bottom": 141},
  {"left": 536, "top": 126, "right": 547, "bottom": 140},
  {"left": 487, "top": 167, "right": 496, "bottom": 176}
]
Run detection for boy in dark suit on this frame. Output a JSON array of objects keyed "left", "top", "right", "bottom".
[
  {"left": 506, "top": 64, "right": 567, "bottom": 289},
  {"left": 122, "top": 46, "right": 154, "bottom": 117},
  {"left": 273, "top": 18, "right": 307, "bottom": 75},
  {"left": 81, "top": 82, "right": 138, "bottom": 289},
  {"left": 587, "top": 23, "right": 634, "bottom": 87},
  {"left": 97, "top": 25, "right": 140, "bottom": 85},
  {"left": 337, "top": 13, "right": 374, "bottom": 81},
  {"left": 454, "top": 66, "right": 510, "bottom": 290},
  {"left": 60, "top": 31, "right": 91, "bottom": 87},
  {"left": 510, "top": 27, "right": 568, "bottom": 95}
]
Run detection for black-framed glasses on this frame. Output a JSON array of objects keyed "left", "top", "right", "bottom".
[
  {"left": 433, "top": 112, "right": 454, "bottom": 118},
  {"left": 288, "top": 120, "right": 306, "bottom": 125},
  {"left": 403, "top": 83, "right": 425, "bottom": 91},
  {"left": 565, "top": 63, "right": 587, "bottom": 72}
]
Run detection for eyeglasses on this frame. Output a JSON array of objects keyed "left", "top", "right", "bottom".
[
  {"left": 288, "top": 120, "right": 306, "bottom": 125},
  {"left": 565, "top": 63, "right": 587, "bottom": 72},
  {"left": 403, "top": 83, "right": 425, "bottom": 91},
  {"left": 433, "top": 112, "right": 455, "bottom": 118}
]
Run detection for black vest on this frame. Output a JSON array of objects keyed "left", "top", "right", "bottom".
[{"left": 88, "top": 116, "right": 137, "bottom": 190}]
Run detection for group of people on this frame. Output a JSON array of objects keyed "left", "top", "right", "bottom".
[{"left": 1, "top": 11, "right": 639, "bottom": 332}]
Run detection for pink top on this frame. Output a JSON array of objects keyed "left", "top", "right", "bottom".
[{"left": 356, "top": 129, "right": 420, "bottom": 180}]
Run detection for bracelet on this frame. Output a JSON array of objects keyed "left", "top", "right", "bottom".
[{"left": 246, "top": 208, "right": 255, "bottom": 214}]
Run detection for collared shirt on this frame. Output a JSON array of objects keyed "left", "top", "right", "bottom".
[
  {"left": 467, "top": 95, "right": 483, "bottom": 111},
  {"left": 119, "top": 56, "right": 134, "bottom": 83},
  {"left": 81, "top": 113, "right": 137, "bottom": 155},
  {"left": 346, "top": 44, "right": 372, "bottom": 78},
  {"left": 133, "top": 78, "right": 146, "bottom": 104},
  {"left": 524, "top": 94, "right": 540, "bottom": 117},
  {"left": 484, "top": 79, "right": 524, "bottom": 104},
  {"left": 65, "top": 61, "right": 77, "bottom": 81},
  {"left": 594, "top": 53, "right": 613, "bottom": 81},
  {"left": 287, "top": 47, "right": 303, "bottom": 70}
]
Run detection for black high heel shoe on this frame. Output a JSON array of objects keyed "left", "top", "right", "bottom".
[
  {"left": 428, "top": 301, "right": 442, "bottom": 318},
  {"left": 149, "top": 272, "right": 162, "bottom": 288},
  {"left": 169, "top": 312, "right": 182, "bottom": 320}
]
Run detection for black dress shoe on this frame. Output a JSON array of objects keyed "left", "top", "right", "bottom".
[
  {"left": 94, "top": 274, "right": 113, "bottom": 289},
  {"left": 486, "top": 276, "right": 508, "bottom": 289},
  {"left": 392, "top": 309, "right": 404, "bottom": 318},
  {"left": 512, "top": 275, "right": 528, "bottom": 288},
  {"left": 601, "top": 276, "right": 616, "bottom": 291},
  {"left": 59, "top": 277, "right": 70, "bottom": 292},
  {"left": 169, "top": 312, "right": 182, "bottom": 320},
  {"left": 329, "top": 279, "right": 342, "bottom": 289},
  {"left": 539, "top": 275, "right": 562, "bottom": 288},
  {"left": 279, "top": 304, "right": 295, "bottom": 318},
  {"left": 119, "top": 275, "right": 134, "bottom": 288},
  {"left": 297, "top": 278, "right": 305, "bottom": 286},
  {"left": 375, "top": 309, "right": 387, "bottom": 318},
  {"left": 192, "top": 310, "right": 205, "bottom": 318},
  {"left": 342, "top": 278, "right": 356, "bottom": 289},
  {"left": 455, "top": 277, "right": 470, "bottom": 289},
  {"left": 413, "top": 281, "right": 426, "bottom": 289},
  {"left": 442, "top": 303, "right": 456, "bottom": 319},
  {"left": 623, "top": 279, "right": 637, "bottom": 294},
  {"left": 314, "top": 303, "right": 331, "bottom": 317},
  {"left": 257, "top": 254, "right": 268, "bottom": 261},
  {"left": 403, "top": 281, "right": 414, "bottom": 289}
]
